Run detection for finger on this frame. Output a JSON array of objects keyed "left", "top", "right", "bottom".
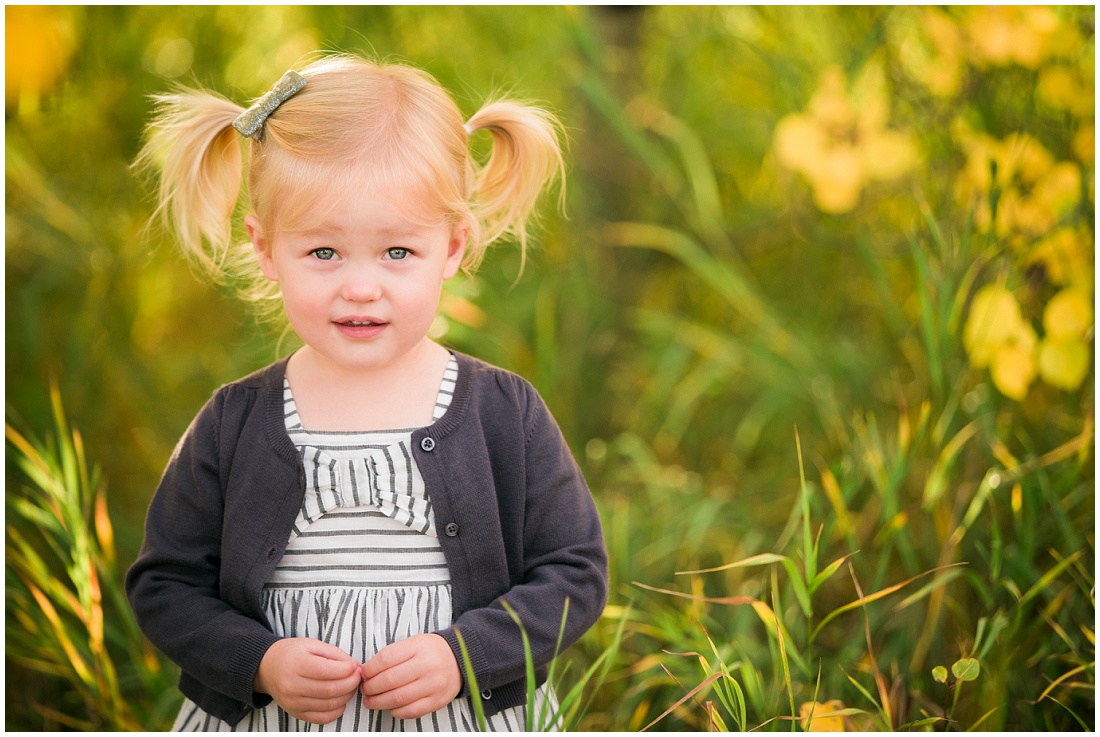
[
  {"left": 360, "top": 641, "right": 417, "bottom": 680},
  {"left": 359, "top": 656, "right": 425, "bottom": 697},
  {"left": 300, "top": 671, "right": 363, "bottom": 700},
  {"left": 302, "top": 638, "right": 361, "bottom": 665},
  {"left": 298, "top": 651, "right": 362, "bottom": 681},
  {"left": 294, "top": 706, "right": 349, "bottom": 726},
  {"left": 282, "top": 687, "right": 359, "bottom": 719},
  {"left": 389, "top": 696, "right": 445, "bottom": 720},
  {"left": 362, "top": 681, "right": 424, "bottom": 712}
]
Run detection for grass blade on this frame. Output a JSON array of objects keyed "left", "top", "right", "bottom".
[
  {"left": 499, "top": 600, "right": 538, "bottom": 731},
  {"left": 453, "top": 629, "right": 487, "bottom": 732}
]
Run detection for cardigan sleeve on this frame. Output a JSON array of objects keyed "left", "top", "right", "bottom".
[
  {"left": 436, "top": 376, "right": 609, "bottom": 702},
  {"left": 124, "top": 389, "right": 280, "bottom": 718}
]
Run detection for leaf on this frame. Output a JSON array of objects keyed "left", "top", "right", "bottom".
[
  {"left": 899, "top": 716, "right": 949, "bottom": 729},
  {"left": 780, "top": 557, "right": 813, "bottom": 619},
  {"left": 951, "top": 658, "right": 980, "bottom": 682},
  {"left": 809, "top": 551, "right": 859, "bottom": 593},
  {"left": 676, "top": 552, "right": 790, "bottom": 576},
  {"left": 895, "top": 566, "right": 965, "bottom": 610},
  {"left": 795, "top": 428, "right": 817, "bottom": 583},
  {"left": 812, "top": 564, "right": 966, "bottom": 640},
  {"left": 749, "top": 599, "right": 810, "bottom": 675},
  {"left": 771, "top": 587, "right": 797, "bottom": 722},
  {"left": 932, "top": 666, "right": 948, "bottom": 684},
  {"left": 838, "top": 666, "right": 890, "bottom": 731},
  {"left": 1038, "top": 663, "right": 1090, "bottom": 702},
  {"left": 499, "top": 599, "right": 537, "bottom": 731},
  {"left": 1019, "top": 550, "right": 1084, "bottom": 607},
  {"left": 640, "top": 672, "right": 732, "bottom": 732},
  {"left": 923, "top": 421, "right": 978, "bottom": 508},
  {"left": 633, "top": 580, "right": 757, "bottom": 607},
  {"left": 453, "top": 628, "right": 487, "bottom": 732}
]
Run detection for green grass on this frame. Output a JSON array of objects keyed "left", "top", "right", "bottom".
[{"left": 5, "top": 387, "right": 179, "bottom": 730}]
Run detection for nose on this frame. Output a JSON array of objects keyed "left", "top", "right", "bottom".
[{"left": 340, "top": 261, "right": 383, "bottom": 303}]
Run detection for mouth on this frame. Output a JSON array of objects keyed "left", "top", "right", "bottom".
[
  {"left": 334, "top": 317, "right": 388, "bottom": 338},
  {"left": 335, "top": 316, "right": 386, "bottom": 327},
  {"left": 338, "top": 319, "right": 384, "bottom": 327}
]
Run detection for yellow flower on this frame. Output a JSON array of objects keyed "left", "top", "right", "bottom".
[
  {"left": 799, "top": 700, "right": 848, "bottom": 732},
  {"left": 964, "top": 285, "right": 1026, "bottom": 368},
  {"left": 774, "top": 63, "right": 918, "bottom": 214},
  {"left": 896, "top": 8, "right": 966, "bottom": 98},
  {"left": 1034, "top": 290, "right": 1093, "bottom": 392},
  {"left": 5, "top": 6, "right": 76, "bottom": 109},
  {"left": 1037, "top": 338, "right": 1090, "bottom": 390},
  {"left": 1043, "top": 288, "right": 1093, "bottom": 339},
  {"left": 965, "top": 6, "right": 1060, "bottom": 69},
  {"left": 990, "top": 333, "right": 1037, "bottom": 400},
  {"left": 809, "top": 67, "right": 856, "bottom": 131},
  {"left": 774, "top": 115, "right": 829, "bottom": 173},
  {"left": 1026, "top": 227, "right": 1094, "bottom": 291},
  {"left": 1074, "top": 124, "right": 1094, "bottom": 167},
  {"left": 862, "top": 129, "right": 920, "bottom": 182},
  {"left": 958, "top": 129, "right": 1084, "bottom": 240},
  {"left": 808, "top": 146, "right": 864, "bottom": 214},
  {"left": 1005, "top": 132, "right": 1056, "bottom": 183},
  {"left": 953, "top": 124, "right": 1000, "bottom": 193},
  {"left": 1038, "top": 66, "right": 1095, "bottom": 118},
  {"left": 964, "top": 285, "right": 1040, "bottom": 400},
  {"left": 1030, "top": 162, "right": 1081, "bottom": 218}
]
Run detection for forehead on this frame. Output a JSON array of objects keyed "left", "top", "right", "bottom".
[{"left": 271, "top": 161, "right": 450, "bottom": 236}]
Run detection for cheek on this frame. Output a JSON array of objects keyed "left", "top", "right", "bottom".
[
  {"left": 279, "top": 281, "right": 326, "bottom": 318},
  {"left": 397, "top": 282, "right": 444, "bottom": 319}
]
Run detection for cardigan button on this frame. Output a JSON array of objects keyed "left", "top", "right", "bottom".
[
  {"left": 481, "top": 689, "right": 492, "bottom": 700},
  {"left": 420, "top": 436, "right": 436, "bottom": 452},
  {"left": 266, "top": 546, "right": 277, "bottom": 562},
  {"left": 444, "top": 522, "right": 459, "bottom": 537}
]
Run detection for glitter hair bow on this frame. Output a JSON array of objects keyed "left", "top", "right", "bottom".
[{"left": 232, "top": 69, "right": 306, "bottom": 139}]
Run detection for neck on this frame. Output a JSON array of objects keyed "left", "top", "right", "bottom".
[{"left": 286, "top": 339, "right": 452, "bottom": 431}]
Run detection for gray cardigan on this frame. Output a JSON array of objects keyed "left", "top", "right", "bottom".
[{"left": 125, "top": 351, "right": 608, "bottom": 725}]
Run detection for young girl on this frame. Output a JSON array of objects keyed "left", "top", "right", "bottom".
[{"left": 125, "top": 53, "right": 608, "bottom": 732}]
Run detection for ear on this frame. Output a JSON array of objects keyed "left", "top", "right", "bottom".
[
  {"left": 442, "top": 223, "right": 469, "bottom": 281},
  {"left": 246, "top": 214, "right": 279, "bottom": 282}
]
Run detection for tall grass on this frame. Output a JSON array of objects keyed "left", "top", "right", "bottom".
[
  {"left": 5, "top": 387, "right": 179, "bottom": 730},
  {"left": 559, "top": 10, "right": 1094, "bottom": 728}
]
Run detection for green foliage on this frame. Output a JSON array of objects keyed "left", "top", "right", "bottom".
[
  {"left": 6, "top": 388, "right": 179, "bottom": 730},
  {"left": 6, "top": 5, "right": 1094, "bottom": 732}
]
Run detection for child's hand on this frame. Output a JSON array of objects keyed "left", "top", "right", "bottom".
[
  {"left": 254, "top": 638, "right": 362, "bottom": 725},
  {"left": 360, "top": 633, "right": 462, "bottom": 718}
]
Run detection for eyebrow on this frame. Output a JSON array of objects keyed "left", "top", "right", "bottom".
[{"left": 288, "top": 222, "right": 431, "bottom": 239}]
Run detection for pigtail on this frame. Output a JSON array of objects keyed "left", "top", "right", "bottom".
[
  {"left": 464, "top": 100, "right": 565, "bottom": 270},
  {"left": 134, "top": 90, "right": 246, "bottom": 279}
]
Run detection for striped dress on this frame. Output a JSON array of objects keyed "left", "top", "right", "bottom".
[{"left": 173, "top": 357, "right": 555, "bottom": 731}]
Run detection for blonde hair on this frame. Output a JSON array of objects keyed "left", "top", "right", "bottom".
[{"left": 135, "top": 53, "right": 564, "bottom": 306}]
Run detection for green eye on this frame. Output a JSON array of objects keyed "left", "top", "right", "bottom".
[
  {"left": 311, "top": 247, "right": 336, "bottom": 260},
  {"left": 387, "top": 247, "right": 410, "bottom": 260}
]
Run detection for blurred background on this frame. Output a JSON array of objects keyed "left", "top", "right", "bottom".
[{"left": 5, "top": 6, "right": 1094, "bottom": 731}]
